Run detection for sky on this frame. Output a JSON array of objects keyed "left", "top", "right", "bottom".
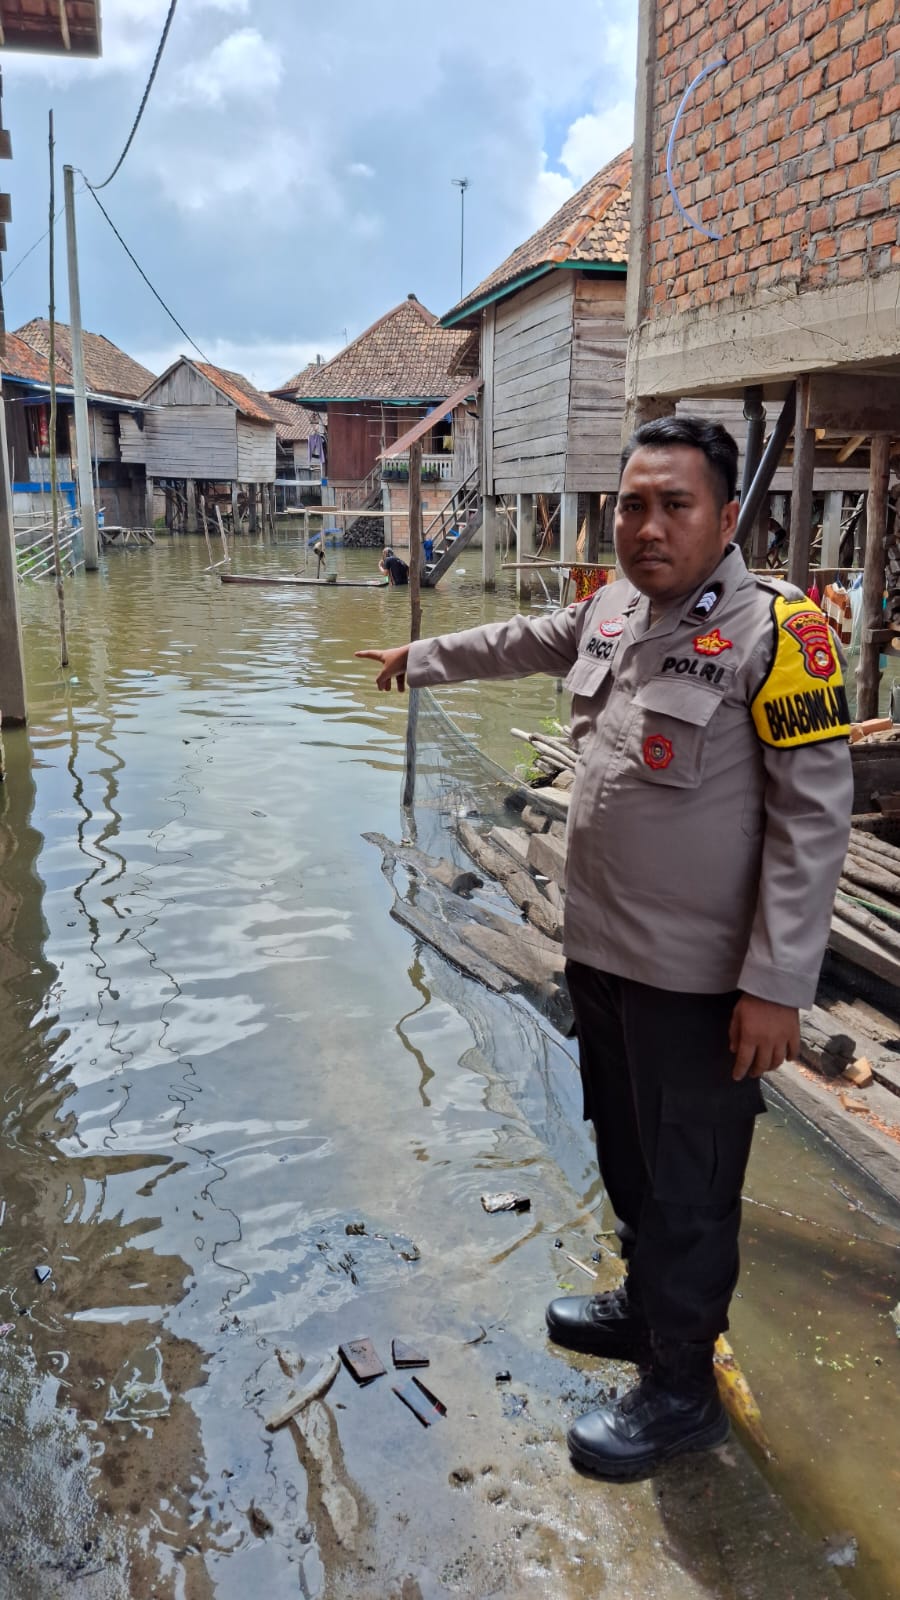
[{"left": 3, "top": 0, "right": 637, "bottom": 392}]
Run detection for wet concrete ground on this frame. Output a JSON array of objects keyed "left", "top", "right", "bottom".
[{"left": 1, "top": 538, "right": 898, "bottom": 1598}]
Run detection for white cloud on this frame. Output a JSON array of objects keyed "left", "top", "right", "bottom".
[
  {"left": 171, "top": 28, "right": 283, "bottom": 108},
  {"left": 559, "top": 97, "right": 635, "bottom": 186},
  {"left": 348, "top": 162, "right": 375, "bottom": 179},
  {"left": 528, "top": 162, "right": 576, "bottom": 231},
  {"left": 130, "top": 337, "right": 340, "bottom": 393}
]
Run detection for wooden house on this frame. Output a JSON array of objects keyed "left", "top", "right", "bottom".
[
  {"left": 264, "top": 390, "right": 324, "bottom": 509},
  {"left": 439, "top": 151, "right": 631, "bottom": 583},
  {"left": 3, "top": 326, "right": 151, "bottom": 527},
  {"left": 120, "top": 357, "right": 277, "bottom": 533},
  {"left": 273, "top": 296, "right": 471, "bottom": 528}
]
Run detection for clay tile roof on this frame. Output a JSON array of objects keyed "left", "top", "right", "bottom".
[
  {"left": 276, "top": 361, "right": 323, "bottom": 395},
  {"left": 1, "top": 331, "right": 71, "bottom": 385},
  {"left": 442, "top": 147, "right": 631, "bottom": 324},
  {"left": 265, "top": 392, "right": 316, "bottom": 442},
  {"left": 280, "top": 297, "right": 471, "bottom": 404},
  {"left": 193, "top": 362, "right": 276, "bottom": 424},
  {"left": 14, "top": 319, "right": 155, "bottom": 399}
]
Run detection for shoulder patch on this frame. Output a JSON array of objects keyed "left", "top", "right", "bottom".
[{"left": 751, "top": 596, "right": 850, "bottom": 749}]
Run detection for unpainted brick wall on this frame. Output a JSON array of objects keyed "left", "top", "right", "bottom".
[{"left": 644, "top": 0, "right": 900, "bottom": 319}]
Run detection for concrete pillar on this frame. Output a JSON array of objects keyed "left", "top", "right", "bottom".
[
  {"left": 516, "top": 493, "right": 536, "bottom": 602},
  {"left": 821, "top": 491, "right": 844, "bottom": 569},
  {"left": 185, "top": 478, "right": 198, "bottom": 534},
  {"left": 0, "top": 391, "right": 27, "bottom": 725},
  {"left": 560, "top": 492, "right": 579, "bottom": 565},
  {"left": 481, "top": 494, "right": 498, "bottom": 590}
]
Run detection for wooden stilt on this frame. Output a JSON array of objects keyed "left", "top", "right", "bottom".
[
  {"left": 788, "top": 375, "right": 815, "bottom": 591},
  {"left": 482, "top": 494, "right": 498, "bottom": 591},
  {"left": 856, "top": 433, "right": 892, "bottom": 721},
  {"left": 231, "top": 482, "right": 241, "bottom": 537},
  {"left": 516, "top": 493, "right": 535, "bottom": 602}
]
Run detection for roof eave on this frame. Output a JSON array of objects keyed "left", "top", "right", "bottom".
[
  {"left": 284, "top": 394, "right": 457, "bottom": 407},
  {"left": 441, "top": 260, "right": 628, "bottom": 327}
]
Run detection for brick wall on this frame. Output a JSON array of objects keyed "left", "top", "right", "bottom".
[{"left": 643, "top": 0, "right": 900, "bottom": 321}]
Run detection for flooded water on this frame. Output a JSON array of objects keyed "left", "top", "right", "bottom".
[{"left": 1, "top": 536, "right": 898, "bottom": 1600}]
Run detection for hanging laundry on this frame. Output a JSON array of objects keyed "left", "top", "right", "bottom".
[
  {"left": 822, "top": 580, "right": 853, "bottom": 646},
  {"left": 806, "top": 581, "right": 821, "bottom": 605},
  {"left": 308, "top": 432, "right": 326, "bottom": 464}
]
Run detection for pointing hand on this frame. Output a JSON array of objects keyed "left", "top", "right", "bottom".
[{"left": 355, "top": 646, "right": 410, "bottom": 692}]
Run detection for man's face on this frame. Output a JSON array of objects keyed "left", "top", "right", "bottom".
[{"left": 614, "top": 445, "right": 738, "bottom": 608}]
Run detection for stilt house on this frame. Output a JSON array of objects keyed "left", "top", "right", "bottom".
[
  {"left": 273, "top": 296, "right": 471, "bottom": 533},
  {"left": 120, "top": 357, "right": 277, "bottom": 532},
  {"left": 4, "top": 324, "right": 152, "bottom": 526}
]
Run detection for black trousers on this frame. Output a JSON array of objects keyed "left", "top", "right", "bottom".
[{"left": 566, "top": 962, "right": 766, "bottom": 1343}]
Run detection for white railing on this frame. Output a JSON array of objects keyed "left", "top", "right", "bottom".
[{"left": 15, "top": 513, "right": 83, "bottom": 581}]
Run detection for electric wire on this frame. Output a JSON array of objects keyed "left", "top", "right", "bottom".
[
  {"left": 5, "top": 203, "right": 66, "bottom": 285},
  {"left": 88, "top": 0, "right": 179, "bottom": 190},
  {"left": 82, "top": 180, "right": 208, "bottom": 362}
]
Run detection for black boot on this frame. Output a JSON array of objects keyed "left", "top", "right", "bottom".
[
  {"left": 545, "top": 1283, "right": 651, "bottom": 1362},
  {"left": 566, "top": 1334, "right": 728, "bottom": 1479}
]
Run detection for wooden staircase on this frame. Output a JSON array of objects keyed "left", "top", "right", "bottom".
[
  {"left": 421, "top": 469, "right": 481, "bottom": 587},
  {"left": 337, "top": 462, "right": 384, "bottom": 539}
]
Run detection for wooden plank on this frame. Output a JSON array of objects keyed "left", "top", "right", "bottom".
[
  {"left": 493, "top": 331, "right": 573, "bottom": 381},
  {"left": 495, "top": 471, "right": 566, "bottom": 495},
  {"left": 493, "top": 365, "right": 571, "bottom": 409},
  {"left": 788, "top": 375, "right": 815, "bottom": 591},
  {"left": 856, "top": 432, "right": 892, "bottom": 720},
  {"left": 830, "top": 913, "right": 900, "bottom": 989},
  {"left": 495, "top": 274, "right": 573, "bottom": 335},
  {"left": 493, "top": 397, "right": 570, "bottom": 435},
  {"left": 806, "top": 373, "right": 900, "bottom": 434},
  {"left": 495, "top": 436, "right": 570, "bottom": 464},
  {"left": 495, "top": 416, "right": 569, "bottom": 449}
]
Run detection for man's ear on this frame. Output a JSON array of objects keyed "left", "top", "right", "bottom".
[{"left": 721, "top": 499, "right": 739, "bottom": 543}]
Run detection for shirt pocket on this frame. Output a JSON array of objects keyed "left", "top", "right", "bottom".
[
  {"left": 563, "top": 655, "right": 613, "bottom": 699},
  {"left": 630, "top": 677, "right": 722, "bottom": 789}
]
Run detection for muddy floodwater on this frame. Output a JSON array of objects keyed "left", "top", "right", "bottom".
[{"left": 1, "top": 537, "right": 899, "bottom": 1600}]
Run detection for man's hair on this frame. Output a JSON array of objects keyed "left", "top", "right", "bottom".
[
  {"left": 383, "top": 547, "right": 393, "bottom": 557},
  {"left": 620, "top": 415, "right": 739, "bottom": 505}
]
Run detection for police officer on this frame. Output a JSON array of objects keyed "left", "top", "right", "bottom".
[{"left": 357, "top": 417, "right": 853, "bottom": 1479}]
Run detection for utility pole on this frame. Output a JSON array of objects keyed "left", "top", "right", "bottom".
[
  {"left": 63, "top": 164, "right": 99, "bottom": 571},
  {"left": 0, "top": 68, "right": 27, "bottom": 724},
  {"left": 452, "top": 177, "right": 470, "bottom": 301}
]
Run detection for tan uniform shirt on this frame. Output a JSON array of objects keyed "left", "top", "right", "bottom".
[{"left": 408, "top": 545, "right": 853, "bottom": 1007}]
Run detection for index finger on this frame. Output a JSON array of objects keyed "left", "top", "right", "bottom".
[{"left": 354, "top": 650, "right": 385, "bottom": 661}]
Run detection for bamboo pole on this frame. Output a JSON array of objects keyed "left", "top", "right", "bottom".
[
  {"left": 856, "top": 433, "right": 892, "bottom": 721},
  {"left": 198, "top": 493, "right": 214, "bottom": 567},
  {"left": 47, "top": 111, "right": 68, "bottom": 669},
  {"left": 402, "top": 439, "right": 423, "bottom": 812}
]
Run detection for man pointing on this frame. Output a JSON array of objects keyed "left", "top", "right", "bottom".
[{"left": 357, "top": 417, "right": 852, "bottom": 1479}]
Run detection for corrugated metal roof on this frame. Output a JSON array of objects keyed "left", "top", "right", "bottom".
[
  {"left": 14, "top": 319, "right": 155, "bottom": 399},
  {"left": 279, "top": 297, "right": 471, "bottom": 404},
  {"left": 442, "top": 148, "right": 631, "bottom": 325}
]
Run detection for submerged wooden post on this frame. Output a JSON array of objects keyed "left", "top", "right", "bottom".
[
  {"left": 788, "top": 375, "right": 814, "bottom": 592},
  {"left": 198, "top": 493, "right": 214, "bottom": 567},
  {"left": 856, "top": 433, "right": 892, "bottom": 721},
  {"left": 516, "top": 493, "right": 535, "bottom": 602},
  {"left": 402, "top": 439, "right": 424, "bottom": 811},
  {"left": 231, "top": 482, "right": 241, "bottom": 537}
]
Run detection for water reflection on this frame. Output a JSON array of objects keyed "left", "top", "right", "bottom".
[{"left": 1, "top": 539, "right": 897, "bottom": 1599}]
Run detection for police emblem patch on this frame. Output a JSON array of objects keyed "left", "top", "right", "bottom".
[
  {"left": 693, "top": 628, "right": 732, "bottom": 656},
  {"left": 781, "top": 610, "right": 837, "bottom": 681},
  {"left": 597, "top": 617, "right": 624, "bottom": 638},
  {"left": 751, "top": 595, "right": 851, "bottom": 749},
  {"left": 643, "top": 734, "right": 674, "bottom": 770}
]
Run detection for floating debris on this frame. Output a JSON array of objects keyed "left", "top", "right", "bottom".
[
  {"left": 495, "top": 1371, "right": 512, "bottom": 1385},
  {"left": 823, "top": 1532, "right": 858, "bottom": 1569},
  {"left": 480, "top": 1193, "right": 530, "bottom": 1214},
  {"left": 563, "top": 1251, "right": 599, "bottom": 1280},
  {"left": 339, "top": 1338, "right": 386, "bottom": 1385},
  {"left": 248, "top": 1503, "right": 274, "bottom": 1538},
  {"left": 34, "top": 1265, "right": 52, "bottom": 1284},
  {"left": 714, "top": 1335, "right": 773, "bottom": 1459},
  {"left": 265, "top": 1349, "right": 341, "bottom": 1432},
  {"left": 393, "top": 1376, "right": 446, "bottom": 1428},
  {"left": 392, "top": 1339, "right": 429, "bottom": 1369}
]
